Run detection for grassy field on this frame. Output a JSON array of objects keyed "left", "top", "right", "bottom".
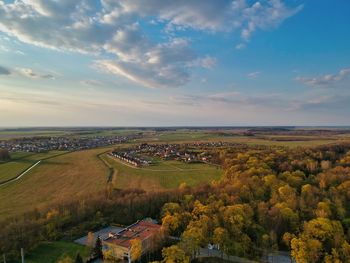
[
  {"left": 26, "top": 241, "right": 89, "bottom": 263},
  {"left": 0, "top": 130, "right": 70, "bottom": 139},
  {"left": 101, "top": 154, "right": 222, "bottom": 191},
  {"left": 0, "top": 148, "right": 111, "bottom": 219},
  {"left": 135, "top": 131, "right": 348, "bottom": 148},
  {"left": 0, "top": 151, "right": 65, "bottom": 183}
]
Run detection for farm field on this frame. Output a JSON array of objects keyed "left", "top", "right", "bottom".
[
  {"left": 101, "top": 154, "right": 222, "bottom": 191},
  {"left": 26, "top": 241, "right": 88, "bottom": 263},
  {"left": 0, "top": 148, "right": 111, "bottom": 220},
  {"left": 135, "top": 131, "right": 350, "bottom": 148},
  {"left": 0, "top": 130, "right": 70, "bottom": 139},
  {"left": 0, "top": 151, "right": 65, "bottom": 183}
]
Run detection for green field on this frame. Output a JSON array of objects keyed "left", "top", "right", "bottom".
[
  {"left": 101, "top": 154, "right": 222, "bottom": 191},
  {"left": 26, "top": 241, "right": 88, "bottom": 263},
  {"left": 0, "top": 151, "right": 66, "bottom": 183}
]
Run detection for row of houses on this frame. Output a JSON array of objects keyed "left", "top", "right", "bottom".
[{"left": 110, "top": 151, "right": 152, "bottom": 167}]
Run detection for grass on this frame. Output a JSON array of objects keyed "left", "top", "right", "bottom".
[
  {"left": 0, "top": 148, "right": 111, "bottom": 220},
  {"left": 101, "top": 154, "right": 222, "bottom": 191},
  {"left": 0, "top": 130, "right": 70, "bottom": 139},
  {"left": 26, "top": 241, "right": 89, "bottom": 263},
  {"left": 0, "top": 151, "right": 65, "bottom": 183},
  {"left": 134, "top": 131, "right": 349, "bottom": 148}
]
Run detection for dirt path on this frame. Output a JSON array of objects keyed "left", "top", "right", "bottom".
[
  {"left": 0, "top": 160, "right": 41, "bottom": 187},
  {"left": 0, "top": 151, "right": 71, "bottom": 187}
]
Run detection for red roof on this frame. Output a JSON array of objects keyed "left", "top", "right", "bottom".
[{"left": 104, "top": 220, "right": 161, "bottom": 248}]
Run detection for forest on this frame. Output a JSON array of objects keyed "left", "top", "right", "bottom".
[
  {"left": 155, "top": 143, "right": 350, "bottom": 262},
  {"left": 2, "top": 143, "right": 350, "bottom": 262}
]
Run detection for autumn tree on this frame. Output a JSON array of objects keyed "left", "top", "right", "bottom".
[
  {"left": 57, "top": 255, "right": 74, "bottom": 263},
  {"left": 162, "top": 245, "right": 189, "bottom": 263},
  {"left": 87, "top": 231, "right": 95, "bottom": 251},
  {"left": 130, "top": 238, "right": 142, "bottom": 262}
]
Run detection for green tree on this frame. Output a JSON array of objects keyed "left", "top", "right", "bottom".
[
  {"left": 75, "top": 252, "right": 83, "bottom": 263},
  {"left": 93, "top": 236, "right": 103, "bottom": 258}
]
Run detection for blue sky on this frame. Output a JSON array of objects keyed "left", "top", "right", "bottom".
[{"left": 0, "top": 0, "right": 349, "bottom": 126}]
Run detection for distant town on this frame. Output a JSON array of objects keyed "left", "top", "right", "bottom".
[{"left": 0, "top": 134, "right": 140, "bottom": 153}]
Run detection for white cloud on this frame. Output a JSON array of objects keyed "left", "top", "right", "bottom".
[
  {"left": 296, "top": 68, "right": 350, "bottom": 87},
  {"left": 240, "top": 0, "right": 303, "bottom": 41},
  {"left": 0, "top": 0, "right": 302, "bottom": 88},
  {"left": 80, "top": 79, "right": 104, "bottom": 87},
  {"left": 235, "top": 43, "right": 246, "bottom": 50},
  {"left": 248, "top": 71, "right": 261, "bottom": 79},
  {"left": 16, "top": 67, "right": 55, "bottom": 79}
]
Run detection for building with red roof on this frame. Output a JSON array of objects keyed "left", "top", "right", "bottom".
[{"left": 103, "top": 219, "right": 162, "bottom": 262}]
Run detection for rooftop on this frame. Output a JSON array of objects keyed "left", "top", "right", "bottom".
[{"left": 104, "top": 220, "right": 161, "bottom": 249}]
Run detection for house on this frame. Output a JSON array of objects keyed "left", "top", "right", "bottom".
[{"left": 103, "top": 220, "right": 162, "bottom": 262}]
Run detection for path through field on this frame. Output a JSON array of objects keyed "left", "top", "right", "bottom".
[{"left": 0, "top": 160, "right": 41, "bottom": 187}]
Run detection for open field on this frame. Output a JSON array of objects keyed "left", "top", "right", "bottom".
[
  {"left": 0, "top": 148, "right": 111, "bottom": 219},
  {"left": 26, "top": 241, "right": 89, "bottom": 263},
  {"left": 130, "top": 129, "right": 350, "bottom": 148},
  {"left": 0, "top": 130, "right": 70, "bottom": 139},
  {"left": 101, "top": 154, "right": 222, "bottom": 191},
  {"left": 0, "top": 151, "right": 65, "bottom": 183}
]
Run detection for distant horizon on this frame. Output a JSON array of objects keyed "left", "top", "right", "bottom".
[{"left": 1, "top": 125, "right": 350, "bottom": 129}]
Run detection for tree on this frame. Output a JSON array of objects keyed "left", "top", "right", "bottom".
[
  {"left": 291, "top": 218, "right": 347, "bottom": 262},
  {"left": 75, "top": 253, "right": 83, "bottom": 263},
  {"left": 93, "top": 236, "right": 103, "bottom": 258},
  {"left": 291, "top": 237, "right": 323, "bottom": 263},
  {"left": 57, "top": 255, "right": 74, "bottom": 263},
  {"left": 213, "top": 227, "right": 229, "bottom": 257},
  {"left": 162, "top": 245, "right": 189, "bottom": 263},
  {"left": 103, "top": 249, "right": 120, "bottom": 263},
  {"left": 130, "top": 238, "right": 142, "bottom": 262},
  {"left": 0, "top": 149, "right": 10, "bottom": 161},
  {"left": 87, "top": 231, "right": 95, "bottom": 250}
]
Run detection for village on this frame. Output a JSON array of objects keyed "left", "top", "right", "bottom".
[
  {"left": 110, "top": 142, "right": 237, "bottom": 167},
  {"left": 0, "top": 134, "right": 140, "bottom": 153}
]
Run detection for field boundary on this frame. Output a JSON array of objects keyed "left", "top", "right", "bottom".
[{"left": 96, "top": 151, "right": 115, "bottom": 183}]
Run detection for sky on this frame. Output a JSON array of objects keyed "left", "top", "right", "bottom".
[{"left": 0, "top": 0, "right": 349, "bottom": 127}]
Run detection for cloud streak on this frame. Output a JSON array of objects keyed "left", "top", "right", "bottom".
[{"left": 296, "top": 68, "right": 350, "bottom": 88}]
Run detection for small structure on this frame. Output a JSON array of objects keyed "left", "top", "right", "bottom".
[{"left": 103, "top": 219, "right": 162, "bottom": 262}]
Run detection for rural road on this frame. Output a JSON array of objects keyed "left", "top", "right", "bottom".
[{"left": 0, "top": 160, "right": 41, "bottom": 187}]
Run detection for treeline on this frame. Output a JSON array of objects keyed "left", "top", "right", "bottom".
[
  {"left": 154, "top": 143, "right": 350, "bottom": 262},
  {"left": 0, "top": 188, "right": 192, "bottom": 262},
  {"left": 0, "top": 148, "right": 10, "bottom": 161}
]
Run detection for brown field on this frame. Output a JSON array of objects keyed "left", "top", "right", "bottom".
[{"left": 0, "top": 148, "right": 111, "bottom": 219}]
